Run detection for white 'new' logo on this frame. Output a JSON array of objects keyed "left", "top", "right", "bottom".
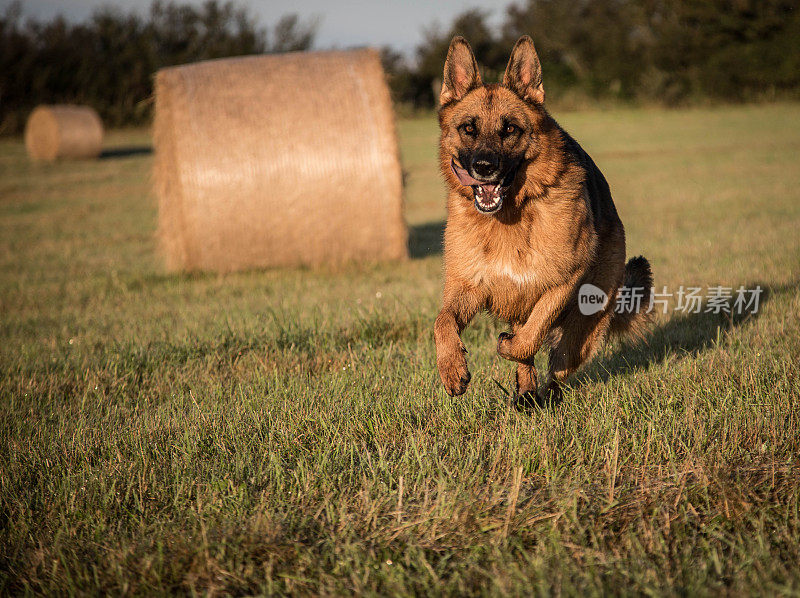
[{"left": 578, "top": 283, "right": 608, "bottom": 315}]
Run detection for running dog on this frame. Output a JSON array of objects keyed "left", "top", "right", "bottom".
[{"left": 434, "top": 36, "right": 652, "bottom": 406}]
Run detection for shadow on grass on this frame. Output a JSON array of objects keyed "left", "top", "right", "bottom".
[
  {"left": 408, "top": 220, "right": 444, "bottom": 259},
  {"left": 100, "top": 146, "right": 152, "bottom": 159},
  {"left": 574, "top": 281, "right": 790, "bottom": 386}
]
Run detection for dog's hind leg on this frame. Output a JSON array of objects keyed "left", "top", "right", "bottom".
[
  {"left": 511, "top": 358, "right": 546, "bottom": 411},
  {"left": 515, "top": 360, "right": 538, "bottom": 396},
  {"left": 542, "top": 307, "right": 613, "bottom": 401}
]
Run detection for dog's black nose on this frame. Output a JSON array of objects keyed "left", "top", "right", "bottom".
[{"left": 472, "top": 154, "right": 500, "bottom": 178}]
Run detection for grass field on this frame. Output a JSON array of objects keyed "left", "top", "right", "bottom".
[{"left": 1, "top": 104, "right": 799, "bottom": 595}]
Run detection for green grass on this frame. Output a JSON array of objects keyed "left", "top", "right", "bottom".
[{"left": 2, "top": 104, "right": 800, "bottom": 595}]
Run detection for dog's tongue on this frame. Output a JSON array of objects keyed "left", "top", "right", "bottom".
[
  {"left": 451, "top": 159, "right": 505, "bottom": 211},
  {"left": 451, "top": 159, "right": 484, "bottom": 186},
  {"left": 452, "top": 159, "right": 500, "bottom": 196},
  {"left": 478, "top": 183, "right": 500, "bottom": 196}
]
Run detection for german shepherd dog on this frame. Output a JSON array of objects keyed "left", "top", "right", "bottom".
[{"left": 434, "top": 36, "right": 653, "bottom": 406}]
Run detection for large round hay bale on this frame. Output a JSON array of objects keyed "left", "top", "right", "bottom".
[
  {"left": 154, "top": 49, "right": 408, "bottom": 272},
  {"left": 25, "top": 105, "right": 104, "bottom": 161}
]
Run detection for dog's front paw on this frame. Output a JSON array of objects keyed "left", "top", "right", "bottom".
[
  {"left": 497, "top": 332, "right": 515, "bottom": 359},
  {"left": 437, "top": 349, "right": 471, "bottom": 396}
]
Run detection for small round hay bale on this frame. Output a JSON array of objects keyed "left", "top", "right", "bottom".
[
  {"left": 154, "top": 49, "right": 408, "bottom": 272},
  {"left": 25, "top": 105, "right": 104, "bottom": 161}
]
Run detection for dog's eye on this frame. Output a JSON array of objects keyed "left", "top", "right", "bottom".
[
  {"left": 501, "top": 123, "right": 519, "bottom": 136},
  {"left": 460, "top": 123, "right": 477, "bottom": 136}
]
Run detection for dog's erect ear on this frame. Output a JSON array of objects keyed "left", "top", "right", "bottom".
[
  {"left": 503, "top": 36, "right": 545, "bottom": 105},
  {"left": 440, "top": 37, "right": 482, "bottom": 106}
]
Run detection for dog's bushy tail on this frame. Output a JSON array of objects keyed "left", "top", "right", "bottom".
[{"left": 610, "top": 256, "right": 653, "bottom": 341}]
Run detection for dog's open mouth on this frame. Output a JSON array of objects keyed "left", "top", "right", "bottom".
[{"left": 451, "top": 159, "right": 517, "bottom": 214}]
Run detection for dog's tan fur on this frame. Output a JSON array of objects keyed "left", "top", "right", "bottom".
[{"left": 434, "top": 36, "right": 652, "bottom": 404}]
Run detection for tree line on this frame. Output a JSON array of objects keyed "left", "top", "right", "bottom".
[
  {"left": 0, "top": 1, "right": 315, "bottom": 133},
  {"left": 386, "top": 0, "right": 800, "bottom": 108},
  {"left": 1, "top": 0, "right": 798, "bottom": 134}
]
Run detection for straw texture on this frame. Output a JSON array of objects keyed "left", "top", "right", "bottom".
[
  {"left": 154, "top": 49, "right": 408, "bottom": 272},
  {"left": 25, "top": 105, "right": 103, "bottom": 161}
]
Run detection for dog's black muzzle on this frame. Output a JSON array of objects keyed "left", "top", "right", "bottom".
[{"left": 451, "top": 156, "right": 522, "bottom": 214}]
